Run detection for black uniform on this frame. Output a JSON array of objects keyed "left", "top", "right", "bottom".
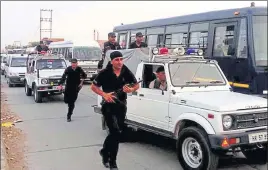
[
  {"left": 93, "top": 63, "right": 137, "bottom": 165},
  {"left": 97, "top": 41, "right": 121, "bottom": 70},
  {"left": 36, "top": 45, "right": 49, "bottom": 52},
  {"left": 59, "top": 66, "right": 87, "bottom": 119},
  {"left": 129, "top": 41, "right": 148, "bottom": 49}
]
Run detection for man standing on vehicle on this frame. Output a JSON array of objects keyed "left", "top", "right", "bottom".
[
  {"left": 129, "top": 32, "right": 148, "bottom": 49},
  {"left": 36, "top": 41, "right": 49, "bottom": 52},
  {"left": 97, "top": 32, "right": 121, "bottom": 72},
  {"left": 149, "top": 66, "right": 167, "bottom": 91},
  {"left": 91, "top": 51, "right": 139, "bottom": 170},
  {"left": 58, "top": 58, "right": 87, "bottom": 122}
]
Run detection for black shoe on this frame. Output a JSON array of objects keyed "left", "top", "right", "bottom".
[
  {"left": 109, "top": 161, "right": 118, "bottom": 170},
  {"left": 99, "top": 150, "right": 109, "bottom": 168},
  {"left": 67, "top": 117, "right": 71, "bottom": 122}
]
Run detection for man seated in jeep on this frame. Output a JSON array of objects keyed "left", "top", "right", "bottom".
[{"left": 149, "top": 66, "right": 167, "bottom": 91}]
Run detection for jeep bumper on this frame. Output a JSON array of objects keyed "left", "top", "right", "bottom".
[
  {"left": 36, "top": 85, "right": 65, "bottom": 93},
  {"left": 209, "top": 129, "right": 267, "bottom": 150},
  {"left": 9, "top": 76, "right": 25, "bottom": 85}
]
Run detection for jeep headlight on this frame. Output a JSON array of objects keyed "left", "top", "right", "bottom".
[
  {"left": 9, "top": 72, "right": 18, "bottom": 76},
  {"left": 222, "top": 115, "right": 233, "bottom": 129},
  {"left": 41, "top": 79, "right": 48, "bottom": 84}
]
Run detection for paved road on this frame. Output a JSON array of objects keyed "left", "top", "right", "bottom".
[{"left": 1, "top": 76, "right": 267, "bottom": 170}]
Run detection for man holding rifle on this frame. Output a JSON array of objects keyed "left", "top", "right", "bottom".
[{"left": 91, "top": 51, "right": 139, "bottom": 170}]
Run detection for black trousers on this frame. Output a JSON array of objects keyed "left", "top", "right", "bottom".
[
  {"left": 64, "top": 88, "right": 79, "bottom": 118},
  {"left": 101, "top": 102, "right": 127, "bottom": 162}
]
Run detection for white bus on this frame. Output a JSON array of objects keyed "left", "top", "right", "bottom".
[{"left": 48, "top": 40, "right": 102, "bottom": 81}]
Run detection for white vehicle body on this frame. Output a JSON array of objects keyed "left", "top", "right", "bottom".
[
  {"left": 26, "top": 47, "right": 37, "bottom": 54},
  {"left": 49, "top": 40, "right": 102, "bottom": 81},
  {"left": 5, "top": 54, "right": 28, "bottom": 87},
  {"left": 24, "top": 53, "right": 67, "bottom": 103},
  {"left": 93, "top": 48, "right": 268, "bottom": 169}
]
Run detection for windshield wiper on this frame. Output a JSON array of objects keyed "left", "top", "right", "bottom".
[
  {"left": 186, "top": 81, "right": 200, "bottom": 84},
  {"left": 210, "top": 80, "right": 223, "bottom": 84}
]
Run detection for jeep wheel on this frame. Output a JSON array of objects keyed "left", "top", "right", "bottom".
[
  {"left": 177, "top": 127, "right": 219, "bottom": 170},
  {"left": 25, "top": 81, "right": 32, "bottom": 96},
  {"left": 7, "top": 79, "right": 13, "bottom": 87},
  {"left": 33, "top": 86, "right": 42, "bottom": 103},
  {"left": 242, "top": 146, "right": 267, "bottom": 164}
]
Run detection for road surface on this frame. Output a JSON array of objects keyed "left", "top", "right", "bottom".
[{"left": 1, "top": 76, "right": 267, "bottom": 170}]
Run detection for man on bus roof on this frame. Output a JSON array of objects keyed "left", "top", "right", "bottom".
[{"left": 129, "top": 32, "right": 148, "bottom": 49}]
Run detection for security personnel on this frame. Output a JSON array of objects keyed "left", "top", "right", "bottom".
[
  {"left": 91, "top": 51, "right": 139, "bottom": 170},
  {"left": 36, "top": 41, "right": 49, "bottom": 52},
  {"left": 129, "top": 32, "right": 148, "bottom": 49},
  {"left": 58, "top": 58, "right": 87, "bottom": 122},
  {"left": 103, "top": 32, "right": 121, "bottom": 55}
]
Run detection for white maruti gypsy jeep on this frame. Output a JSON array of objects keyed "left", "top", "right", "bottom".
[
  {"left": 93, "top": 47, "right": 268, "bottom": 170},
  {"left": 24, "top": 53, "right": 67, "bottom": 103}
]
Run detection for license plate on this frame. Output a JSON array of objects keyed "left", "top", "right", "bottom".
[
  {"left": 52, "top": 86, "right": 58, "bottom": 90},
  {"left": 248, "top": 132, "right": 268, "bottom": 143}
]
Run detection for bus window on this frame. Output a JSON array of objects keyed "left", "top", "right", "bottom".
[
  {"left": 118, "top": 33, "right": 127, "bottom": 49},
  {"left": 213, "top": 25, "right": 236, "bottom": 57},
  {"left": 147, "top": 27, "right": 165, "bottom": 47},
  {"left": 189, "top": 23, "right": 209, "bottom": 54},
  {"left": 147, "top": 35, "right": 158, "bottom": 47},
  {"left": 237, "top": 18, "right": 247, "bottom": 59},
  {"left": 165, "top": 24, "right": 189, "bottom": 48}
]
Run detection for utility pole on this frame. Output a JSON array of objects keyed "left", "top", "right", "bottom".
[{"left": 40, "top": 9, "right": 53, "bottom": 41}]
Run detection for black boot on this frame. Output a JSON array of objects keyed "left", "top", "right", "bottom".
[
  {"left": 99, "top": 149, "right": 109, "bottom": 168},
  {"left": 67, "top": 115, "right": 71, "bottom": 122},
  {"left": 109, "top": 160, "right": 118, "bottom": 170}
]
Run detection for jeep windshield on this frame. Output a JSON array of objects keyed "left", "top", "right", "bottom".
[
  {"left": 169, "top": 62, "right": 226, "bottom": 86},
  {"left": 10, "top": 58, "right": 27, "bottom": 67},
  {"left": 73, "top": 47, "right": 102, "bottom": 61},
  {"left": 253, "top": 15, "right": 267, "bottom": 67},
  {"left": 36, "top": 59, "right": 67, "bottom": 70}
]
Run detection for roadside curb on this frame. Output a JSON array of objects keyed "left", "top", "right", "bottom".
[{"left": 1, "top": 135, "right": 9, "bottom": 170}]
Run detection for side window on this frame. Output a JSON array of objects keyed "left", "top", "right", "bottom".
[
  {"left": 237, "top": 18, "right": 247, "bottom": 58},
  {"left": 147, "top": 27, "right": 165, "bottom": 47},
  {"left": 30, "top": 61, "right": 35, "bottom": 72},
  {"left": 189, "top": 22, "right": 209, "bottom": 55},
  {"left": 118, "top": 33, "right": 127, "bottom": 49},
  {"left": 165, "top": 24, "right": 189, "bottom": 48},
  {"left": 142, "top": 64, "right": 166, "bottom": 90},
  {"left": 213, "top": 24, "right": 236, "bottom": 57}
]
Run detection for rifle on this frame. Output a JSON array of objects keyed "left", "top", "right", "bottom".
[{"left": 101, "top": 79, "right": 143, "bottom": 105}]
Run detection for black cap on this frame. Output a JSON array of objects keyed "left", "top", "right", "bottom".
[
  {"left": 108, "top": 32, "right": 116, "bottom": 37},
  {"left": 156, "top": 66, "right": 164, "bottom": 73},
  {"left": 70, "top": 58, "right": 78, "bottom": 63},
  {"left": 110, "top": 51, "right": 123, "bottom": 60},
  {"left": 136, "top": 32, "right": 143, "bottom": 37}
]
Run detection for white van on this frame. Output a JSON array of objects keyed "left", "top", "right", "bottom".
[{"left": 5, "top": 54, "right": 28, "bottom": 87}]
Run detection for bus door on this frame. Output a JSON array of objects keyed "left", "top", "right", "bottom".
[{"left": 208, "top": 20, "right": 244, "bottom": 91}]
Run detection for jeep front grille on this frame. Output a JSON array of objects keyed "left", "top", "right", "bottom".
[
  {"left": 48, "top": 79, "right": 61, "bottom": 85},
  {"left": 235, "top": 112, "right": 268, "bottom": 129},
  {"left": 19, "top": 73, "right": 25, "bottom": 77}
]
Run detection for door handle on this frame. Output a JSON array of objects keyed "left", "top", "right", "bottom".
[{"left": 139, "top": 94, "right": 144, "bottom": 97}]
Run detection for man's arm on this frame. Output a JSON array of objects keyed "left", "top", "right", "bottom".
[
  {"left": 124, "top": 68, "right": 140, "bottom": 92},
  {"left": 129, "top": 42, "right": 134, "bottom": 49},
  {"left": 79, "top": 67, "right": 87, "bottom": 84},
  {"left": 59, "top": 67, "right": 69, "bottom": 85},
  {"left": 90, "top": 71, "right": 105, "bottom": 97}
]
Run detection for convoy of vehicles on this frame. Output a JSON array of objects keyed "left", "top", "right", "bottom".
[
  {"left": 24, "top": 53, "right": 67, "bottom": 103},
  {"left": 94, "top": 47, "right": 267, "bottom": 170},
  {"left": 113, "top": 6, "right": 267, "bottom": 97},
  {"left": 48, "top": 40, "right": 102, "bottom": 81},
  {"left": 4, "top": 54, "right": 28, "bottom": 87}
]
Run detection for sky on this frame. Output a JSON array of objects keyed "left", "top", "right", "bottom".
[{"left": 1, "top": 1, "right": 267, "bottom": 49}]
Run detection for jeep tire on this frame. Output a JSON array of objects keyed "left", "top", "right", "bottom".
[
  {"left": 33, "top": 85, "right": 42, "bottom": 103},
  {"left": 25, "top": 81, "right": 32, "bottom": 96},
  {"left": 242, "top": 146, "right": 267, "bottom": 164},
  {"left": 177, "top": 127, "right": 219, "bottom": 170}
]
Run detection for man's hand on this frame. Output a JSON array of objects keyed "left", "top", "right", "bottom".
[
  {"left": 102, "top": 92, "right": 116, "bottom": 103},
  {"left": 123, "top": 85, "right": 134, "bottom": 93}
]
